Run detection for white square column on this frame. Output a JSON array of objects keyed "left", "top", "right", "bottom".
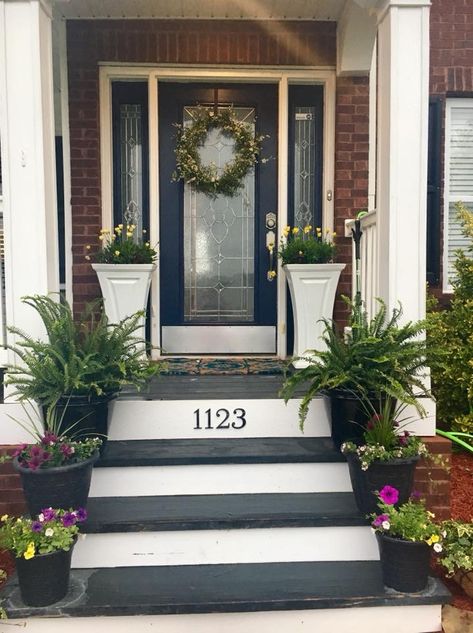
[
  {"left": 0, "top": 0, "right": 59, "bottom": 343},
  {"left": 376, "top": 0, "right": 430, "bottom": 322},
  {"left": 375, "top": 0, "right": 435, "bottom": 433}
]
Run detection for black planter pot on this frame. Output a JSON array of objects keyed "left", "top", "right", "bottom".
[
  {"left": 43, "top": 394, "right": 114, "bottom": 453},
  {"left": 376, "top": 532, "right": 431, "bottom": 592},
  {"left": 13, "top": 452, "right": 99, "bottom": 517},
  {"left": 346, "top": 453, "right": 419, "bottom": 515},
  {"left": 329, "top": 390, "right": 393, "bottom": 450},
  {"left": 15, "top": 544, "right": 75, "bottom": 606}
]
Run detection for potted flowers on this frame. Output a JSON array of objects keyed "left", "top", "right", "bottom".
[
  {"left": 371, "top": 486, "right": 443, "bottom": 592},
  {"left": 437, "top": 519, "right": 473, "bottom": 596},
  {"left": 0, "top": 508, "right": 87, "bottom": 606},
  {"left": 279, "top": 225, "right": 344, "bottom": 368},
  {"left": 89, "top": 223, "right": 157, "bottom": 342},
  {"left": 341, "top": 397, "right": 429, "bottom": 514},
  {"left": 3, "top": 402, "right": 101, "bottom": 516},
  {"left": 7, "top": 295, "right": 160, "bottom": 439},
  {"left": 281, "top": 299, "right": 429, "bottom": 447}
]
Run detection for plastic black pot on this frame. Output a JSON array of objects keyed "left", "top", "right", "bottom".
[
  {"left": 13, "top": 452, "right": 99, "bottom": 517},
  {"left": 15, "top": 544, "right": 75, "bottom": 606},
  {"left": 329, "top": 390, "right": 393, "bottom": 450},
  {"left": 376, "top": 532, "right": 431, "bottom": 592},
  {"left": 46, "top": 393, "right": 114, "bottom": 441},
  {"left": 346, "top": 453, "right": 419, "bottom": 515}
]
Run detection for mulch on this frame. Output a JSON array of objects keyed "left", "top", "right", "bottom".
[{"left": 437, "top": 451, "right": 473, "bottom": 613}]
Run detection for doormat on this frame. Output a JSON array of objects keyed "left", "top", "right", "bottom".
[{"left": 160, "top": 357, "right": 287, "bottom": 376}]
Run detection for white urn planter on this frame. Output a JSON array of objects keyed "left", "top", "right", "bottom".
[
  {"left": 284, "top": 263, "right": 346, "bottom": 369},
  {"left": 92, "top": 263, "right": 156, "bottom": 345}
]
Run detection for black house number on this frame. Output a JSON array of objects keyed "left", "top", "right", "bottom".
[{"left": 193, "top": 408, "right": 247, "bottom": 430}]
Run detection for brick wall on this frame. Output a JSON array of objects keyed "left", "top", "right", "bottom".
[
  {"left": 333, "top": 76, "right": 370, "bottom": 324},
  {"left": 67, "top": 19, "right": 337, "bottom": 314},
  {"left": 0, "top": 447, "right": 26, "bottom": 517},
  {"left": 429, "top": 0, "right": 473, "bottom": 294},
  {"left": 414, "top": 436, "right": 452, "bottom": 521}
]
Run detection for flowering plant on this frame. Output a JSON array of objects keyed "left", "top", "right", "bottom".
[
  {"left": 87, "top": 223, "right": 157, "bottom": 264},
  {"left": 436, "top": 519, "right": 473, "bottom": 577},
  {"left": 370, "top": 486, "right": 443, "bottom": 551},
  {"left": 341, "top": 396, "right": 429, "bottom": 470},
  {"left": 278, "top": 225, "right": 336, "bottom": 265},
  {"left": 2, "top": 402, "right": 101, "bottom": 471},
  {"left": 0, "top": 508, "right": 87, "bottom": 559}
]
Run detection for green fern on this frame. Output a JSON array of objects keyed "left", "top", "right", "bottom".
[
  {"left": 281, "top": 298, "right": 429, "bottom": 430},
  {"left": 6, "top": 295, "right": 161, "bottom": 404}
]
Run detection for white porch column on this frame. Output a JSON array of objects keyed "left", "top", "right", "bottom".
[
  {"left": 375, "top": 0, "right": 430, "bottom": 322},
  {"left": 375, "top": 0, "right": 435, "bottom": 432},
  {"left": 0, "top": 0, "right": 59, "bottom": 345}
]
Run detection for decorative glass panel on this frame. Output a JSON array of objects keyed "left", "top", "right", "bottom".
[
  {"left": 294, "top": 106, "right": 316, "bottom": 228},
  {"left": 183, "top": 106, "right": 255, "bottom": 322},
  {"left": 119, "top": 104, "right": 143, "bottom": 234}
]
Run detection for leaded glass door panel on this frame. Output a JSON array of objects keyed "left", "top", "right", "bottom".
[{"left": 159, "top": 84, "right": 278, "bottom": 353}]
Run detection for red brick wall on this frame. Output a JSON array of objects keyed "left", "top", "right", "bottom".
[
  {"left": 414, "top": 436, "right": 452, "bottom": 521},
  {"left": 334, "top": 76, "right": 370, "bottom": 324},
  {"left": 67, "top": 19, "right": 337, "bottom": 314},
  {"left": 0, "top": 447, "right": 26, "bottom": 517},
  {"left": 429, "top": 0, "right": 473, "bottom": 294}
]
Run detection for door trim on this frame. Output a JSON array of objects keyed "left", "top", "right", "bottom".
[{"left": 99, "top": 65, "right": 336, "bottom": 359}]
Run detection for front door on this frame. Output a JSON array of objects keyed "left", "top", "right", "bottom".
[{"left": 159, "top": 83, "right": 278, "bottom": 354}]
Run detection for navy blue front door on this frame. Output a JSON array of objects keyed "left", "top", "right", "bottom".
[{"left": 159, "top": 83, "right": 278, "bottom": 354}]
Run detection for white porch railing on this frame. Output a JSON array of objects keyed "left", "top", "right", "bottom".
[
  {"left": 344, "top": 210, "right": 378, "bottom": 319},
  {"left": 0, "top": 196, "right": 7, "bottom": 364}
]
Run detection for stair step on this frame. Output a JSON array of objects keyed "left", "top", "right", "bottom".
[
  {"left": 120, "top": 374, "right": 295, "bottom": 400},
  {"left": 84, "top": 492, "right": 365, "bottom": 532},
  {"left": 97, "top": 437, "right": 343, "bottom": 467},
  {"left": 2, "top": 561, "right": 449, "bottom": 621}
]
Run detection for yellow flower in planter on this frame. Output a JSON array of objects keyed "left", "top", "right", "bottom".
[
  {"left": 292, "top": 227, "right": 300, "bottom": 235},
  {"left": 24, "top": 542, "right": 35, "bottom": 560},
  {"left": 114, "top": 250, "right": 120, "bottom": 257},
  {"left": 303, "top": 225, "right": 312, "bottom": 234}
]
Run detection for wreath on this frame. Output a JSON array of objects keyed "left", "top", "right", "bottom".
[{"left": 173, "top": 106, "right": 266, "bottom": 198}]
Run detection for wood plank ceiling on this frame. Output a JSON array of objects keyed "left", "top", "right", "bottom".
[{"left": 55, "top": 0, "right": 346, "bottom": 20}]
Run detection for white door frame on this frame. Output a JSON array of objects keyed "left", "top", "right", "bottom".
[{"left": 99, "top": 65, "right": 336, "bottom": 359}]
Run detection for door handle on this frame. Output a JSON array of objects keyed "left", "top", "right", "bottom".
[{"left": 265, "top": 213, "right": 277, "bottom": 281}]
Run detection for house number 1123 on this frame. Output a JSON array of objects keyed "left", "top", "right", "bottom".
[{"left": 193, "top": 408, "right": 247, "bottom": 430}]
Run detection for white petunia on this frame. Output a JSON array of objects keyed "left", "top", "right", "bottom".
[
  {"left": 45, "top": 528, "right": 54, "bottom": 537},
  {"left": 433, "top": 543, "right": 443, "bottom": 553},
  {"left": 382, "top": 521, "right": 391, "bottom": 530},
  {"left": 38, "top": 513, "right": 45, "bottom": 522}
]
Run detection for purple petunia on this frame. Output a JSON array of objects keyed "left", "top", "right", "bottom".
[
  {"left": 410, "top": 490, "right": 422, "bottom": 501},
  {"left": 59, "top": 443, "right": 74, "bottom": 457},
  {"left": 31, "top": 521, "right": 43, "bottom": 532},
  {"left": 74, "top": 508, "right": 88, "bottom": 522},
  {"left": 378, "top": 485, "right": 399, "bottom": 506},
  {"left": 41, "top": 508, "right": 57, "bottom": 521},
  {"left": 372, "top": 513, "right": 389, "bottom": 527},
  {"left": 41, "top": 432, "right": 59, "bottom": 446},
  {"left": 61, "top": 512, "right": 77, "bottom": 527},
  {"left": 12, "top": 443, "right": 27, "bottom": 458}
]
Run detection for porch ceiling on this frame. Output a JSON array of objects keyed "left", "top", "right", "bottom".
[{"left": 54, "top": 0, "right": 346, "bottom": 21}]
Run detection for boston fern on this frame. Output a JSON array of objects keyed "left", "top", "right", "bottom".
[
  {"left": 6, "top": 295, "right": 159, "bottom": 404},
  {"left": 281, "top": 299, "right": 429, "bottom": 430}
]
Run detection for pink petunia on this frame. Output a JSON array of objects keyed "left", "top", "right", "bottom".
[{"left": 378, "top": 485, "right": 399, "bottom": 505}]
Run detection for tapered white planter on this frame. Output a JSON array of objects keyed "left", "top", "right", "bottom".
[
  {"left": 92, "top": 263, "right": 156, "bottom": 345},
  {"left": 284, "top": 263, "right": 345, "bottom": 369}
]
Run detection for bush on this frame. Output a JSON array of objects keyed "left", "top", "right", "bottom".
[{"left": 426, "top": 203, "right": 473, "bottom": 433}]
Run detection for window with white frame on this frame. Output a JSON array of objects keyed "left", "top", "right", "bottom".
[{"left": 444, "top": 99, "right": 473, "bottom": 291}]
